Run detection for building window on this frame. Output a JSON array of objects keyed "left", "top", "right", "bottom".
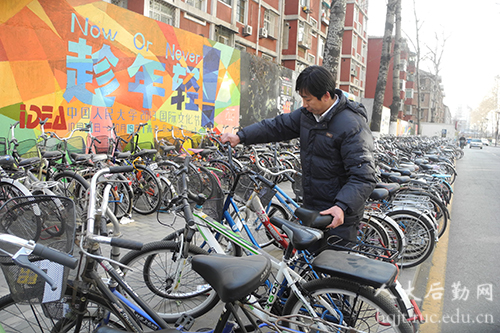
[
  {"left": 186, "top": 0, "right": 204, "bottom": 10},
  {"left": 282, "top": 21, "right": 290, "bottom": 49},
  {"left": 264, "top": 10, "right": 279, "bottom": 38},
  {"left": 352, "top": 34, "right": 357, "bottom": 55},
  {"left": 236, "top": 0, "right": 246, "bottom": 23},
  {"left": 235, "top": 43, "right": 246, "bottom": 52},
  {"left": 310, "top": 17, "right": 317, "bottom": 29},
  {"left": 298, "top": 21, "right": 311, "bottom": 48},
  {"left": 262, "top": 53, "right": 273, "bottom": 62},
  {"left": 321, "top": 1, "right": 330, "bottom": 21},
  {"left": 297, "top": 61, "right": 307, "bottom": 73},
  {"left": 216, "top": 26, "right": 232, "bottom": 46},
  {"left": 149, "top": 0, "right": 175, "bottom": 25},
  {"left": 319, "top": 37, "right": 325, "bottom": 58},
  {"left": 307, "top": 53, "right": 315, "bottom": 64},
  {"left": 111, "top": 0, "right": 128, "bottom": 8},
  {"left": 219, "top": 0, "right": 231, "bottom": 5}
]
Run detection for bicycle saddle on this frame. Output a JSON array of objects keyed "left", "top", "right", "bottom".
[
  {"left": 191, "top": 254, "right": 271, "bottom": 303},
  {"left": 375, "top": 182, "right": 400, "bottom": 194},
  {"left": 312, "top": 249, "right": 398, "bottom": 288},
  {"left": 369, "top": 188, "right": 390, "bottom": 201},
  {"left": 294, "top": 207, "right": 333, "bottom": 229},
  {"left": 270, "top": 214, "right": 324, "bottom": 250}
]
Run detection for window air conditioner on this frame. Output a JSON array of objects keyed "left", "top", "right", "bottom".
[
  {"left": 259, "top": 27, "right": 268, "bottom": 38},
  {"left": 243, "top": 25, "right": 252, "bottom": 36}
]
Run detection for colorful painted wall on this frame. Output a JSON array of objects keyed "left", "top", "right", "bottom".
[{"left": 0, "top": 0, "right": 241, "bottom": 143}]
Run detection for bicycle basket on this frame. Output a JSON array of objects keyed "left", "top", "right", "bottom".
[
  {"left": 42, "top": 137, "right": 62, "bottom": 152},
  {"left": 119, "top": 134, "right": 133, "bottom": 152},
  {"left": 94, "top": 135, "right": 111, "bottom": 154},
  {"left": 138, "top": 141, "right": 154, "bottom": 150},
  {"left": 185, "top": 166, "right": 224, "bottom": 222},
  {"left": 0, "top": 137, "right": 7, "bottom": 155},
  {"left": 65, "top": 136, "right": 86, "bottom": 155},
  {"left": 17, "top": 138, "right": 40, "bottom": 159},
  {"left": 0, "top": 196, "right": 77, "bottom": 304},
  {"left": 234, "top": 173, "right": 275, "bottom": 208}
]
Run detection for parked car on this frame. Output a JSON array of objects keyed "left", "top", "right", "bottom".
[
  {"left": 470, "top": 139, "right": 483, "bottom": 149},
  {"left": 481, "top": 138, "right": 490, "bottom": 146}
]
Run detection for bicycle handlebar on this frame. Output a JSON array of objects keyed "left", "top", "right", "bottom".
[
  {"left": 251, "top": 146, "right": 297, "bottom": 177},
  {"left": 0, "top": 233, "right": 78, "bottom": 269}
]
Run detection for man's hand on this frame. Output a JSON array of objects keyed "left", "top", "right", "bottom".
[
  {"left": 220, "top": 133, "right": 241, "bottom": 147},
  {"left": 320, "top": 205, "right": 345, "bottom": 229}
]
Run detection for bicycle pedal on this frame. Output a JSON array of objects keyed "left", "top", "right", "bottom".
[{"left": 175, "top": 314, "right": 195, "bottom": 331}]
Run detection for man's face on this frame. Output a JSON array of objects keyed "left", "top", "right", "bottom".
[{"left": 300, "top": 90, "right": 332, "bottom": 116}]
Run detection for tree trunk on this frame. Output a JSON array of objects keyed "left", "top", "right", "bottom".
[
  {"left": 370, "top": 0, "right": 397, "bottom": 132},
  {"left": 322, "top": 0, "right": 347, "bottom": 80},
  {"left": 389, "top": 0, "right": 402, "bottom": 122}
]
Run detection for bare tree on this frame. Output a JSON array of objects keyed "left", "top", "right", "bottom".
[
  {"left": 425, "top": 32, "right": 448, "bottom": 122},
  {"left": 322, "top": 0, "right": 347, "bottom": 79},
  {"left": 370, "top": 0, "right": 397, "bottom": 132},
  {"left": 411, "top": 0, "right": 423, "bottom": 134},
  {"left": 389, "top": 0, "right": 402, "bottom": 122}
]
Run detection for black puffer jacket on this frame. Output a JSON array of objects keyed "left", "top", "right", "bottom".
[{"left": 238, "top": 90, "right": 377, "bottom": 225}]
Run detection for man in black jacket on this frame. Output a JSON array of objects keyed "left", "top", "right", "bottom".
[{"left": 221, "top": 66, "right": 377, "bottom": 242}]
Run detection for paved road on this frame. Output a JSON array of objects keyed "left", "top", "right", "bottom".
[{"left": 417, "top": 145, "right": 500, "bottom": 332}]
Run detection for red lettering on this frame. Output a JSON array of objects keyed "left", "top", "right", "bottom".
[
  {"left": 52, "top": 106, "right": 67, "bottom": 130},
  {"left": 26, "top": 105, "right": 42, "bottom": 129},
  {"left": 20, "top": 104, "right": 26, "bottom": 128}
]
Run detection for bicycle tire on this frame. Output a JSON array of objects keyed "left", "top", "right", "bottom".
[
  {"left": 366, "top": 213, "right": 406, "bottom": 256},
  {"left": 208, "top": 159, "right": 235, "bottom": 193},
  {"left": 0, "top": 287, "right": 128, "bottom": 332},
  {"left": 357, "top": 216, "right": 391, "bottom": 252},
  {"left": 119, "top": 240, "right": 220, "bottom": 323},
  {"left": 0, "top": 178, "right": 32, "bottom": 205},
  {"left": 163, "top": 228, "right": 243, "bottom": 257},
  {"left": 386, "top": 209, "right": 436, "bottom": 268},
  {"left": 124, "top": 164, "right": 162, "bottom": 215},
  {"left": 282, "top": 277, "right": 413, "bottom": 333},
  {"left": 52, "top": 171, "right": 89, "bottom": 225}
]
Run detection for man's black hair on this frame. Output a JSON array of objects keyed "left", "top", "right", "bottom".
[{"left": 295, "top": 66, "right": 336, "bottom": 100}]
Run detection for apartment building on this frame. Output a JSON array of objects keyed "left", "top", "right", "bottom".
[{"left": 108, "top": 0, "right": 368, "bottom": 101}]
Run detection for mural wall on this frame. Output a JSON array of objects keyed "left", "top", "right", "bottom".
[
  {"left": 239, "top": 51, "right": 297, "bottom": 128},
  {"left": 0, "top": 0, "right": 240, "bottom": 143}
]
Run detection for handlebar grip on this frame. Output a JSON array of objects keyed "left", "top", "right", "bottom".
[
  {"left": 109, "top": 238, "right": 143, "bottom": 250},
  {"left": 33, "top": 244, "right": 78, "bottom": 269},
  {"left": 255, "top": 173, "right": 275, "bottom": 189},
  {"left": 108, "top": 166, "right": 134, "bottom": 174}
]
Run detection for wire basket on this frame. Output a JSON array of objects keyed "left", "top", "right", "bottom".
[
  {"left": 0, "top": 137, "right": 7, "bottom": 155},
  {"left": 118, "top": 134, "right": 133, "bottom": 152},
  {"left": 0, "top": 196, "right": 76, "bottom": 304},
  {"left": 94, "top": 135, "right": 111, "bottom": 154},
  {"left": 176, "top": 165, "right": 224, "bottom": 222},
  {"left": 65, "top": 136, "right": 86, "bottom": 155},
  {"left": 234, "top": 173, "right": 275, "bottom": 208},
  {"left": 41, "top": 137, "right": 62, "bottom": 152},
  {"left": 17, "top": 138, "right": 40, "bottom": 159}
]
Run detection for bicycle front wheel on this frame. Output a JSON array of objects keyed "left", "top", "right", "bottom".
[
  {"left": 282, "top": 277, "right": 413, "bottom": 333},
  {"left": 119, "top": 240, "right": 220, "bottom": 323},
  {"left": 125, "top": 164, "right": 162, "bottom": 215}
]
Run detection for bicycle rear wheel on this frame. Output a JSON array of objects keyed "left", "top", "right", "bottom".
[
  {"left": 282, "top": 277, "right": 413, "bottom": 333},
  {"left": 124, "top": 164, "right": 162, "bottom": 215}
]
